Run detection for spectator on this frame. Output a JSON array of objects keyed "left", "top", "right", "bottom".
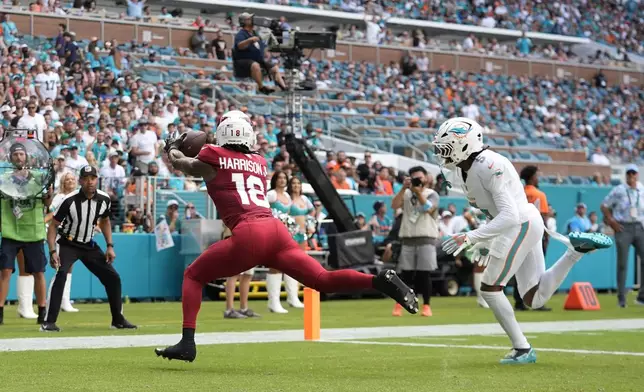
[
  {"left": 129, "top": 117, "right": 158, "bottom": 174},
  {"left": 516, "top": 32, "right": 532, "bottom": 56},
  {"left": 374, "top": 167, "right": 393, "bottom": 195},
  {"left": 126, "top": 0, "right": 145, "bottom": 19},
  {"left": 17, "top": 101, "right": 47, "bottom": 141},
  {"left": 331, "top": 167, "right": 351, "bottom": 190},
  {"left": 210, "top": 29, "right": 228, "bottom": 61},
  {"left": 369, "top": 201, "right": 392, "bottom": 247},
  {"left": 190, "top": 27, "right": 208, "bottom": 57},
  {"left": 62, "top": 32, "right": 78, "bottom": 67},
  {"left": 590, "top": 147, "right": 611, "bottom": 166},
  {"left": 159, "top": 199, "right": 182, "bottom": 234},
  {"left": 567, "top": 203, "right": 592, "bottom": 233},
  {"left": 439, "top": 210, "right": 453, "bottom": 236},
  {"left": 588, "top": 211, "right": 600, "bottom": 233}
]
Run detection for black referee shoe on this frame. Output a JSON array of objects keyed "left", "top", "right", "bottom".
[
  {"left": 40, "top": 322, "right": 61, "bottom": 332},
  {"left": 155, "top": 339, "right": 197, "bottom": 363},
  {"left": 111, "top": 318, "right": 137, "bottom": 329},
  {"left": 373, "top": 269, "right": 419, "bottom": 314}
]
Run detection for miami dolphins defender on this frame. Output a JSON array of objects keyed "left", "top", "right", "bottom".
[{"left": 433, "top": 117, "right": 613, "bottom": 364}]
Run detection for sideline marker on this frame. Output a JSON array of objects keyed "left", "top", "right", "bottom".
[
  {"left": 304, "top": 287, "right": 321, "bottom": 340},
  {"left": 564, "top": 282, "right": 601, "bottom": 310}
]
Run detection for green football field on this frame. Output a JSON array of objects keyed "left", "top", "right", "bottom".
[{"left": 2, "top": 293, "right": 644, "bottom": 392}]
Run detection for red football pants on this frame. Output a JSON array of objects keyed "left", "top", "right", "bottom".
[{"left": 182, "top": 218, "right": 374, "bottom": 329}]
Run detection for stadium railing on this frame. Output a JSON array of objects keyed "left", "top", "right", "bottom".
[{"left": 7, "top": 9, "right": 643, "bottom": 85}]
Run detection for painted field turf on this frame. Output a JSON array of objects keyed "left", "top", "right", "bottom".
[{"left": 0, "top": 293, "right": 643, "bottom": 392}]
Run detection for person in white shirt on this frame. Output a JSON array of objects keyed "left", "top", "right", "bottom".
[
  {"left": 415, "top": 54, "right": 429, "bottom": 72},
  {"left": 434, "top": 117, "right": 612, "bottom": 365},
  {"left": 16, "top": 102, "right": 47, "bottom": 141},
  {"left": 461, "top": 98, "right": 480, "bottom": 121},
  {"left": 129, "top": 117, "right": 159, "bottom": 172},
  {"left": 365, "top": 16, "right": 382, "bottom": 45},
  {"left": 65, "top": 145, "right": 89, "bottom": 174},
  {"left": 100, "top": 151, "right": 126, "bottom": 198},
  {"left": 45, "top": 171, "right": 80, "bottom": 313},
  {"left": 53, "top": 155, "right": 70, "bottom": 192},
  {"left": 590, "top": 147, "right": 611, "bottom": 166},
  {"left": 481, "top": 13, "right": 497, "bottom": 28},
  {"left": 448, "top": 208, "right": 471, "bottom": 234},
  {"left": 439, "top": 210, "right": 453, "bottom": 236},
  {"left": 35, "top": 62, "right": 60, "bottom": 102}
]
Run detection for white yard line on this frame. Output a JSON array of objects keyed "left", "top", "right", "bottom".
[
  {"left": 324, "top": 340, "right": 644, "bottom": 357},
  {"left": 1, "top": 318, "right": 644, "bottom": 353}
]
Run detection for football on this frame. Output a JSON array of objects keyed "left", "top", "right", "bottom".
[{"left": 180, "top": 130, "right": 208, "bottom": 158}]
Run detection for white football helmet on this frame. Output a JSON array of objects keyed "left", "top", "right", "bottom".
[
  {"left": 431, "top": 117, "right": 485, "bottom": 168},
  {"left": 216, "top": 117, "right": 256, "bottom": 150},
  {"left": 220, "top": 110, "right": 251, "bottom": 125}
]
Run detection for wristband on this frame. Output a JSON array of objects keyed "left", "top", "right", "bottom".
[
  {"left": 106, "top": 243, "right": 114, "bottom": 248},
  {"left": 422, "top": 200, "right": 433, "bottom": 211},
  {"left": 49, "top": 250, "right": 56, "bottom": 255}
]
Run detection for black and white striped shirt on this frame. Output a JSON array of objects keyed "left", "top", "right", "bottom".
[{"left": 53, "top": 189, "right": 111, "bottom": 244}]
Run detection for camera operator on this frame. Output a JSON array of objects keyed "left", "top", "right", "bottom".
[
  {"left": 390, "top": 166, "right": 439, "bottom": 317},
  {"left": 233, "top": 12, "right": 286, "bottom": 94},
  {"left": 0, "top": 143, "right": 53, "bottom": 325}
]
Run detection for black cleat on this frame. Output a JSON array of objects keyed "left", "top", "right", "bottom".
[
  {"left": 111, "top": 318, "right": 138, "bottom": 329},
  {"left": 515, "top": 303, "right": 529, "bottom": 311},
  {"left": 155, "top": 340, "right": 197, "bottom": 362},
  {"left": 373, "top": 269, "right": 419, "bottom": 314},
  {"left": 40, "top": 322, "right": 61, "bottom": 332}
]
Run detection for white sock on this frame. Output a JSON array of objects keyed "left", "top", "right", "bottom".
[
  {"left": 481, "top": 291, "right": 530, "bottom": 349},
  {"left": 531, "top": 250, "right": 583, "bottom": 308}
]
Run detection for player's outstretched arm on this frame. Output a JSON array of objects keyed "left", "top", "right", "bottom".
[{"left": 168, "top": 149, "right": 217, "bottom": 182}]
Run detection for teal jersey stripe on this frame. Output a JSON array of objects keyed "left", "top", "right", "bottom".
[{"left": 494, "top": 221, "right": 530, "bottom": 286}]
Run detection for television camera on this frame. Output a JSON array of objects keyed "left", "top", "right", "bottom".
[{"left": 252, "top": 15, "right": 337, "bottom": 70}]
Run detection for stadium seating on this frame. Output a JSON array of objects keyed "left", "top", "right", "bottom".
[{"left": 242, "top": 0, "right": 643, "bottom": 55}]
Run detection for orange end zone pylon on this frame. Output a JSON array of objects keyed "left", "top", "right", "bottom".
[
  {"left": 304, "top": 287, "right": 321, "bottom": 340},
  {"left": 564, "top": 282, "right": 601, "bottom": 310}
]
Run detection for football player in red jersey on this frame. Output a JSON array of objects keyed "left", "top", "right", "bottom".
[{"left": 155, "top": 115, "right": 419, "bottom": 362}]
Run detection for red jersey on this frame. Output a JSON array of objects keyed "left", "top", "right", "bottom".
[{"left": 197, "top": 145, "right": 273, "bottom": 229}]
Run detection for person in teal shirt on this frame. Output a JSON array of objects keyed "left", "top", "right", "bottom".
[
  {"left": 91, "top": 131, "right": 109, "bottom": 164},
  {"left": 516, "top": 32, "right": 532, "bottom": 56},
  {"left": 369, "top": 201, "right": 392, "bottom": 246}
]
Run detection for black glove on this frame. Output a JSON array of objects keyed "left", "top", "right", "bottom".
[{"left": 164, "top": 133, "right": 187, "bottom": 154}]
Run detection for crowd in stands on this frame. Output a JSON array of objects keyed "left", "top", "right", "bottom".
[
  {"left": 260, "top": 0, "right": 643, "bottom": 56},
  {"left": 0, "top": 5, "right": 639, "bottom": 230},
  {"left": 3, "top": 0, "right": 636, "bottom": 68}
]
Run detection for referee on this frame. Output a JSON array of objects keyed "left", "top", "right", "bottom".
[{"left": 41, "top": 165, "right": 136, "bottom": 332}]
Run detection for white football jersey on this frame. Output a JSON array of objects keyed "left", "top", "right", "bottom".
[
  {"left": 458, "top": 149, "right": 535, "bottom": 243},
  {"left": 35, "top": 72, "right": 60, "bottom": 101}
]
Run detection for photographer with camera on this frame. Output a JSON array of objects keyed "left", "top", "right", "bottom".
[
  {"left": 390, "top": 166, "right": 439, "bottom": 318},
  {"left": 233, "top": 12, "right": 287, "bottom": 95}
]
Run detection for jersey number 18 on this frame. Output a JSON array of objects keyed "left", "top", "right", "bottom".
[{"left": 232, "top": 173, "right": 270, "bottom": 208}]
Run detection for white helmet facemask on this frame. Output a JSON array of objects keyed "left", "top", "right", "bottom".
[
  {"left": 216, "top": 118, "right": 256, "bottom": 150},
  {"left": 431, "top": 117, "right": 486, "bottom": 191},
  {"left": 431, "top": 117, "right": 485, "bottom": 169}
]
